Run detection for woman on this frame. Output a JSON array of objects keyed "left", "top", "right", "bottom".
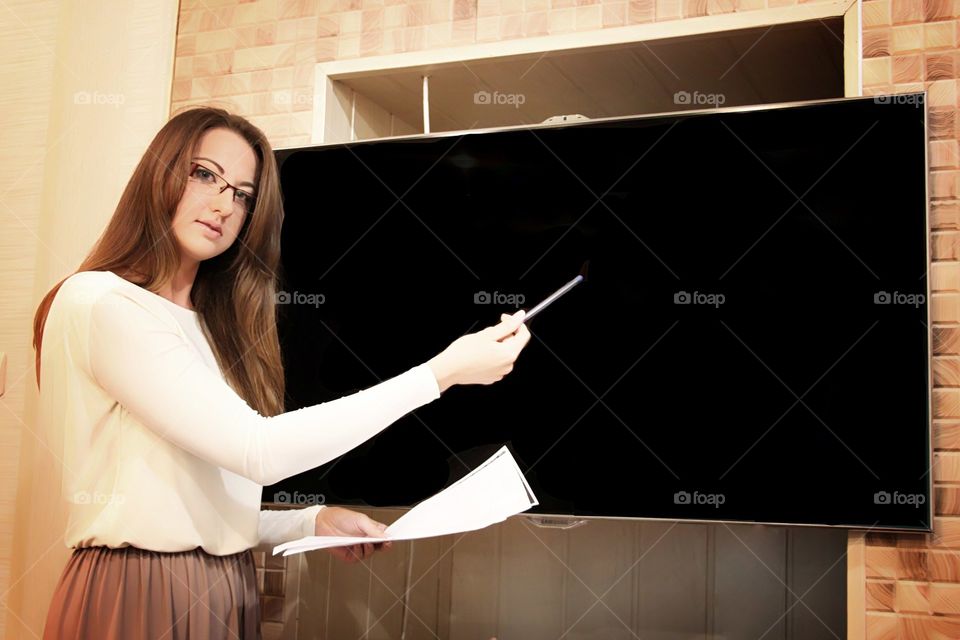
[{"left": 33, "top": 107, "right": 530, "bottom": 639}]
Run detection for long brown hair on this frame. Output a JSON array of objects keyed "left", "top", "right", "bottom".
[{"left": 32, "top": 107, "right": 287, "bottom": 416}]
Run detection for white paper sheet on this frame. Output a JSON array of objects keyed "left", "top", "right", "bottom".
[{"left": 272, "top": 446, "right": 538, "bottom": 556}]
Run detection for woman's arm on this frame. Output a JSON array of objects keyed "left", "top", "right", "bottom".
[
  {"left": 87, "top": 288, "right": 441, "bottom": 486},
  {"left": 257, "top": 505, "right": 325, "bottom": 548}
]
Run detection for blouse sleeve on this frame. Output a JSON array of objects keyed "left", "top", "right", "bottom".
[
  {"left": 87, "top": 286, "right": 441, "bottom": 486},
  {"left": 257, "top": 505, "right": 325, "bottom": 548}
]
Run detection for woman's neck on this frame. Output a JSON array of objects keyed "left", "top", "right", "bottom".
[{"left": 156, "top": 260, "right": 199, "bottom": 310}]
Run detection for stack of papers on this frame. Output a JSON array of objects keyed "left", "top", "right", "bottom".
[{"left": 273, "top": 446, "right": 538, "bottom": 557}]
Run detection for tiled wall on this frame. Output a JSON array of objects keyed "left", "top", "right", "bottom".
[
  {"left": 174, "top": 0, "right": 960, "bottom": 637},
  {"left": 171, "top": 0, "right": 836, "bottom": 146},
  {"left": 861, "top": 0, "right": 960, "bottom": 636},
  {"left": 252, "top": 549, "right": 289, "bottom": 640}
]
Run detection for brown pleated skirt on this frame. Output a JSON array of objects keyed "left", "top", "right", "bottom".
[{"left": 43, "top": 545, "right": 261, "bottom": 640}]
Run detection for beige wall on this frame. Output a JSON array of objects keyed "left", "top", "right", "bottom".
[
  {"left": 0, "top": 3, "right": 62, "bottom": 639},
  {"left": 1, "top": 1, "right": 178, "bottom": 638}
]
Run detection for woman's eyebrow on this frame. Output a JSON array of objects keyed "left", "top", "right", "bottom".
[{"left": 192, "top": 156, "right": 256, "bottom": 190}]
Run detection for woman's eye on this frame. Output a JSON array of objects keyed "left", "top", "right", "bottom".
[
  {"left": 234, "top": 191, "right": 253, "bottom": 204},
  {"left": 195, "top": 167, "right": 215, "bottom": 182}
]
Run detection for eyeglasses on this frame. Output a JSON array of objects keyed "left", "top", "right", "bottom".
[{"left": 187, "top": 162, "right": 256, "bottom": 215}]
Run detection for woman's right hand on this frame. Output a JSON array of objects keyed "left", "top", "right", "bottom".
[{"left": 426, "top": 310, "right": 531, "bottom": 393}]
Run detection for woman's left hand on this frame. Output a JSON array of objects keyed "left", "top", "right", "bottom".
[{"left": 314, "top": 506, "right": 392, "bottom": 563}]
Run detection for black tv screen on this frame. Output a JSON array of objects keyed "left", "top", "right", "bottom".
[{"left": 269, "top": 94, "right": 931, "bottom": 531}]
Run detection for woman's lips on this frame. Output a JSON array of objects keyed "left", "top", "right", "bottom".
[{"left": 196, "top": 221, "right": 222, "bottom": 237}]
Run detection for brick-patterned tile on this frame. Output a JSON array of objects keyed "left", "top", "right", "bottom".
[
  {"left": 893, "top": 0, "right": 924, "bottom": 23},
  {"left": 455, "top": 0, "right": 478, "bottom": 18},
  {"left": 379, "top": 3, "right": 401, "bottom": 27},
  {"left": 868, "top": 580, "right": 896, "bottom": 611},
  {"left": 501, "top": 13, "right": 523, "bottom": 37},
  {"left": 934, "top": 388, "right": 960, "bottom": 416},
  {"left": 935, "top": 419, "right": 960, "bottom": 448},
  {"left": 864, "top": 57, "right": 894, "bottom": 85},
  {"left": 338, "top": 33, "right": 361, "bottom": 56},
  {"left": 935, "top": 326, "right": 960, "bottom": 354},
  {"left": 937, "top": 486, "right": 960, "bottom": 515},
  {"left": 864, "top": 28, "right": 891, "bottom": 57},
  {"left": 865, "top": 0, "right": 893, "bottom": 27},
  {"left": 932, "top": 169, "right": 960, "bottom": 199},
  {"left": 425, "top": 19, "right": 452, "bottom": 45},
  {"left": 360, "top": 29, "right": 385, "bottom": 55},
  {"left": 317, "top": 14, "right": 339, "bottom": 36},
  {"left": 478, "top": 0, "right": 499, "bottom": 15},
  {"left": 935, "top": 356, "right": 960, "bottom": 386},
  {"left": 897, "top": 534, "right": 931, "bottom": 550},
  {"left": 708, "top": 0, "right": 737, "bottom": 14},
  {"left": 929, "top": 549, "right": 960, "bottom": 579},
  {"left": 522, "top": 9, "right": 549, "bottom": 34},
  {"left": 362, "top": 8, "right": 384, "bottom": 31},
  {"left": 936, "top": 291, "right": 960, "bottom": 321},
  {"left": 929, "top": 78, "right": 958, "bottom": 106},
  {"left": 934, "top": 231, "right": 960, "bottom": 261},
  {"left": 933, "top": 516, "right": 960, "bottom": 547},
  {"left": 173, "top": 79, "right": 192, "bottom": 102},
  {"left": 892, "top": 24, "right": 926, "bottom": 51},
  {"left": 895, "top": 581, "right": 931, "bottom": 613},
  {"left": 929, "top": 582, "right": 960, "bottom": 613},
  {"left": 931, "top": 140, "right": 959, "bottom": 168},
  {"left": 574, "top": 4, "right": 601, "bottom": 28},
  {"left": 929, "top": 106, "right": 957, "bottom": 139},
  {"left": 401, "top": 25, "right": 425, "bottom": 50},
  {"left": 899, "top": 549, "right": 930, "bottom": 580},
  {"left": 452, "top": 18, "right": 475, "bottom": 43},
  {"left": 927, "top": 52, "right": 957, "bottom": 79},
  {"left": 656, "top": 0, "right": 682, "bottom": 19},
  {"left": 898, "top": 613, "right": 960, "bottom": 639},
  {"left": 628, "top": 0, "right": 655, "bottom": 21},
  {"left": 866, "top": 612, "right": 897, "bottom": 640},
  {"left": 866, "top": 545, "right": 901, "bottom": 578},
  {"left": 476, "top": 15, "right": 500, "bottom": 39},
  {"left": 894, "top": 54, "right": 924, "bottom": 81},
  {"left": 602, "top": 3, "right": 627, "bottom": 26},
  {"left": 935, "top": 451, "right": 960, "bottom": 481},
  {"left": 923, "top": 0, "right": 955, "bottom": 21},
  {"left": 925, "top": 19, "right": 958, "bottom": 48},
  {"left": 684, "top": 0, "right": 708, "bottom": 17}
]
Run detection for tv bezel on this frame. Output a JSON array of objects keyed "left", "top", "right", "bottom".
[{"left": 272, "top": 93, "right": 933, "bottom": 533}]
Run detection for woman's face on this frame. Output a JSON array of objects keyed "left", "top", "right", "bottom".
[{"left": 171, "top": 127, "right": 258, "bottom": 264}]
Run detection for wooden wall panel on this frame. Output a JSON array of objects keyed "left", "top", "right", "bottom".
[{"left": 290, "top": 514, "right": 845, "bottom": 639}]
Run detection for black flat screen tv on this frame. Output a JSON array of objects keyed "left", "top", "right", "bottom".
[{"left": 269, "top": 94, "right": 931, "bottom": 531}]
